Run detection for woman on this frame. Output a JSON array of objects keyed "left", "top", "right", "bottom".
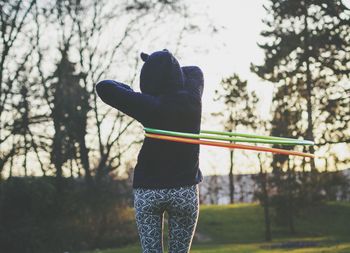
[{"left": 95, "top": 49, "right": 204, "bottom": 253}]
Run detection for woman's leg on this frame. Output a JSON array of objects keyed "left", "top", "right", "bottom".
[
  {"left": 167, "top": 185, "right": 199, "bottom": 253},
  {"left": 134, "top": 188, "right": 166, "bottom": 253}
]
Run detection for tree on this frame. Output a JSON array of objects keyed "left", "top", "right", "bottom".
[
  {"left": 214, "top": 74, "right": 259, "bottom": 203},
  {"left": 251, "top": 0, "right": 350, "bottom": 165},
  {"left": 47, "top": 46, "right": 93, "bottom": 186},
  {"left": 257, "top": 152, "right": 272, "bottom": 241},
  {"left": 0, "top": 0, "right": 38, "bottom": 179},
  {"left": 251, "top": 0, "right": 350, "bottom": 208},
  {"left": 1, "top": 0, "right": 210, "bottom": 185}
]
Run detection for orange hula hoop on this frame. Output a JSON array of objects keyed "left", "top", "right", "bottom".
[{"left": 145, "top": 133, "right": 315, "bottom": 159}]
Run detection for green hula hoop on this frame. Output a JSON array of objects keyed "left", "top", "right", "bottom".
[
  {"left": 144, "top": 128, "right": 314, "bottom": 146},
  {"left": 201, "top": 129, "right": 308, "bottom": 142}
]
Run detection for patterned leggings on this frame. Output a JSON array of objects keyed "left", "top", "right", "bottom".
[{"left": 133, "top": 184, "right": 199, "bottom": 253}]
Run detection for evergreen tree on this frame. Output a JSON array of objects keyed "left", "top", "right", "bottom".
[
  {"left": 215, "top": 74, "right": 259, "bottom": 203},
  {"left": 49, "top": 47, "right": 92, "bottom": 186},
  {"left": 251, "top": 0, "right": 350, "bottom": 231},
  {"left": 252, "top": 0, "right": 350, "bottom": 162}
]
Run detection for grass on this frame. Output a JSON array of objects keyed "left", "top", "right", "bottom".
[{"left": 78, "top": 202, "right": 350, "bottom": 253}]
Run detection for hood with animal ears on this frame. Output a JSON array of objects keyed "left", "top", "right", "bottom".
[{"left": 139, "top": 49, "right": 184, "bottom": 96}]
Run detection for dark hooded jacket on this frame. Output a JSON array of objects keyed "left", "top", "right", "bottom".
[{"left": 95, "top": 50, "right": 203, "bottom": 189}]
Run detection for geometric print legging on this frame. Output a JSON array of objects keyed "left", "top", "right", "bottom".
[{"left": 133, "top": 184, "right": 199, "bottom": 253}]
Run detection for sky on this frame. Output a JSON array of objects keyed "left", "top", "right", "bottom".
[
  {"left": 107, "top": 0, "right": 275, "bottom": 176},
  {"left": 180, "top": 0, "right": 273, "bottom": 118},
  {"left": 81, "top": 0, "right": 347, "bottom": 178},
  {"left": 181, "top": 0, "right": 274, "bottom": 175},
  {"left": 134, "top": 0, "right": 272, "bottom": 118},
  {"left": 6, "top": 0, "right": 330, "bottom": 178},
  {"left": 186, "top": 0, "right": 349, "bottom": 175},
  {"left": 3, "top": 0, "right": 274, "bottom": 178}
]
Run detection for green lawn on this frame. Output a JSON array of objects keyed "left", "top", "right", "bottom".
[{"left": 79, "top": 202, "right": 350, "bottom": 253}]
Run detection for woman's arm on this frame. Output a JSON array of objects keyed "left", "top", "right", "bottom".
[{"left": 95, "top": 79, "right": 160, "bottom": 125}]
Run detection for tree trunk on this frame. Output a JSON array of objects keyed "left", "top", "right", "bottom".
[
  {"left": 262, "top": 175, "right": 272, "bottom": 241},
  {"left": 303, "top": 3, "right": 321, "bottom": 204},
  {"left": 258, "top": 154, "right": 271, "bottom": 241},
  {"left": 51, "top": 125, "right": 63, "bottom": 190},
  {"left": 23, "top": 135, "right": 28, "bottom": 176},
  {"left": 229, "top": 150, "right": 234, "bottom": 204},
  {"left": 79, "top": 136, "right": 93, "bottom": 186},
  {"left": 303, "top": 2, "right": 316, "bottom": 172},
  {"left": 287, "top": 158, "right": 296, "bottom": 234}
]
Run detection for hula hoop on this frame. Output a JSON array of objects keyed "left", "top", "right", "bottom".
[
  {"left": 145, "top": 133, "right": 315, "bottom": 158},
  {"left": 144, "top": 128, "right": 314, "bottom": 146},
  {"left": 201, "top": 129, "right": 304, "bottom": 142}
]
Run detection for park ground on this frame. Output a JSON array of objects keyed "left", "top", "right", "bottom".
[{"left": 78, "top": 202, "right": 350, "bottom": 253}]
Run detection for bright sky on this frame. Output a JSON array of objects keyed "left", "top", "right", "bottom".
[
  {"left": 182, "top": 0, "right": 274, "bottom": 175},
  {"left": 6, "top": 0, "right": 343, "bottom": 178},
  {"left": 180, "top": 0, "right": 272, "bottom": 113},
  {"left": 136, "top": 0, "right": 273, "bottom": 117},
  {"left": 108, "top": 0, "right": 274, "bottom": 176},
  {"left": 4, "top": 0, "right": 273, "bottom": 178},
  {"left": 187, "top": 0, "right": 348, "bottom": 175}
]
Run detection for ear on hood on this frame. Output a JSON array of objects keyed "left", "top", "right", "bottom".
[
  {"left": 140, "top": 50, "right": 184, "bottom": 96},
  {"left": 140, "top": 52, "right": 149, "bottom": 62}
]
